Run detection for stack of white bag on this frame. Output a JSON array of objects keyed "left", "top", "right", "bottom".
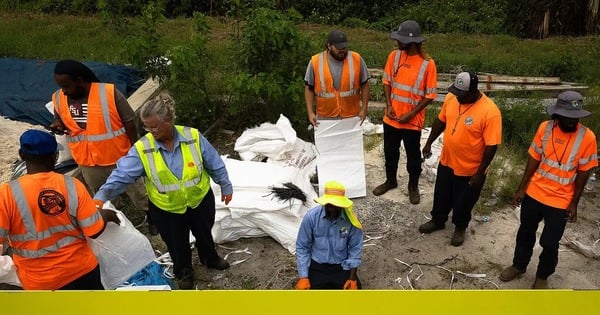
[{"left": 211, "top": 115, "right": 318, "bottom": 255}]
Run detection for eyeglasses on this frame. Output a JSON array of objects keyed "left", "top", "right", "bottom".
[{"left": 143, "top": 124, "right": 161, "bottom": 132}]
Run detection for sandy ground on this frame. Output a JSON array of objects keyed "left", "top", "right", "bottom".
[{"left": 1, "top": 116, "right": 599, "bottom": 290}]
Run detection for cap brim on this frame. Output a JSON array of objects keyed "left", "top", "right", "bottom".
[
  {"left": 390, "top": 32, "right": 426, "bottom": 44},
  {"left": 332, "top": 42, "right": 349, "bottom": 50},
  {"left": 314, "top": 195, "right": 353, "bottom": 209},
  {"left": 546, "top": 105, "right": 591, "bottom": 119},
  {"left": 448, "top": 85, "right": 468, "bottom": 98}
]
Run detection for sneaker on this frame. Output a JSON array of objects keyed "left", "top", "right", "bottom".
[
  {"left": 532, "top": 278, "right": 548, "bottom": 289},
  {"left": 207, "top": 256, "right": 230, "bottom": 270},
  {"left": 450, "top": 228, "right": 466, "bottom": 246},
  {"left": 178, "top": 267, "right": 195, "bottom": 290},
  {"left": 418, "top": 220, "right": 445, "bottom": 234},
  {"left": 373, "top": 181, "right": 398, "bottom": 196},
  {"left": 408, "top": 186, "right": 420, "bottom": 204},
  {"left": 499, "top": 266, "right": 525, "bottom": 282}
]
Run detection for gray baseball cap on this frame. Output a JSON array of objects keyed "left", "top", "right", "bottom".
[
  {"left": 448, "top": 72, "right": 479, "bottom": 98},
  {"left": 390, "top": 20, "right": 425, "bottom": 44},
  {"left": 327, "top": 29, "right": 349, "bottom": 50},
  {"left": 547, "top": 91, "right": 590, "bottom": 118}
]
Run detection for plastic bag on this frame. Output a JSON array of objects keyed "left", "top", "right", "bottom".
[{"left": 88, "top": 204, "right": 156, "bottom": 289}]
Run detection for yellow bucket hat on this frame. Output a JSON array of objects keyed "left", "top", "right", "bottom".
[{"left": 314, "top": 181, "right": 363, "bottom": 230}]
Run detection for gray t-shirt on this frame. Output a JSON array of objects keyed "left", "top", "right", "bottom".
[{"left": 304, "top": 51, "right": 370, "bottom": 90}]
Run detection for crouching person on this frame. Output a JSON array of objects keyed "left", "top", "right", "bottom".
[
  {"left": 295, "top": 180, "right": 364, "bottom": 290},
  {"left": 0, "top": 130, "right": 120, "bottom": 290}
]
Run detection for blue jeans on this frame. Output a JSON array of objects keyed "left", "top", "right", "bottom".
[{"left": 512, "top": 194, "right": 567, "bottom": 279}]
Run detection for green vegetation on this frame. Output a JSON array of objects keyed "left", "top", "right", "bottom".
[{"left": 1, "top": 5, "right": 599, "bottom": 205}]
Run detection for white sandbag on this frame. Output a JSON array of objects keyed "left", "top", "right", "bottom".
[
  {"left": 267, "top": 137, "right": 317, "bottom": 174},
  {"left": 315, "top": 117, "right": 366, "bottom": 198},
  {"left": 0, "top": 245, "right": 22, "bottom": 287},
  {"left": 234, "top": 114, "right": 297, "bottom": 161},
  {"left": 45, "top": 101, "right": 73, "bottom": 164},
  {"left": 88, "top": 202, "right": 156, "bottom": 289}
]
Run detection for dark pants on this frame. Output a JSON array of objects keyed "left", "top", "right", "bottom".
[
  {"left": 512, "top": 194, "right": 568, "bottom": 279},
  {"left": 383, "top": 122, "right": 422, "bottom": 183},
  {"left": 308, "top": 260, "right": 362, "bottom": 289},
  {"left": 430, "top": 163, "right": 484, "bottom": 229},
  {"left": 59, "top": 264, "right": 104, "bottom": 290},
  {"left": 149, "top": 189, "right": 220, "bottom": 279}
]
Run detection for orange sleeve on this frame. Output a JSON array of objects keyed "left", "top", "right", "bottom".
[
  {"left": 0, "top": 183, "right": 12, "bottom": 244},
  {"left": 577, "top": 130, "right": 598, "bottom": 171},
  {"left": 424, "top": 59, "right": 438, "bottom": 100},
  {"left": 483, "top": 108, "right": 502, "bottom": 146},
  {"left": 73, "top": 179, "right": 105, "bottom": 237},
  {"left": 382, "top": 51, "right": 396, "bottom": 86},
  {"left": 438, "top": 93, "right": 454, "bottom": 123},
  {"left": 527, "top": 123, "right": 546, "bottom": 161}
]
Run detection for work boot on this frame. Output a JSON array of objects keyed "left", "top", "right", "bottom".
[
  {"left": 499, "top": 266, "right": 525, "bottom": 282},
  {"left": 177, "top": 267, "right": 195, "bottom": 290},
  {"left": 450, "top": 228, "right": 466, "bottom": 246},
  {"left": 532, "top": 278, "right": 548, "bottom": 289},
  {"left": 207, "top": 256, "right": 230, "bottom": 270},
  {"left": 418, "top": 220, "right": 445, "bottom": 234},
  {"left": 373, "top": 180, "right": 397, "bottom": 196},
  {"left": 408, "top": 185, "right": 420, "bottom": 204}
]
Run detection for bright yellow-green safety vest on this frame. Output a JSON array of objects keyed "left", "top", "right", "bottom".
[{"left": 136, "top": 125, "right": 210, "bottom": 214}]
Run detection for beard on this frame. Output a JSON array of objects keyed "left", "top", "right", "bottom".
[{"left": 556, "top": 117, "right": 579, "bottom": 133}]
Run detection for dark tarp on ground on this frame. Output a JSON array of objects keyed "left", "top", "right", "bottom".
[{"left": 0, "top": 58, "right": 144, "bottom": 127}]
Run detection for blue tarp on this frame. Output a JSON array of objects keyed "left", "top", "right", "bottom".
[{"left": 0, "top": 58, "right": 144, "bottom": 127}]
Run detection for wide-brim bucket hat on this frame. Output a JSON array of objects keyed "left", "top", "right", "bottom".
[
  {"left": 390, "top": 20, "right": 426, "bottom": 44},
  {"left": 547, "top": 91, "right": 591, "bottom": 119}
]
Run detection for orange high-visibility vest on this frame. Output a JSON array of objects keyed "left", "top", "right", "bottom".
[
  {"left": 312, "top": 51, "right": 362, "bottom": 118},
  {"left": 526, "top": 120, "right": 598, "bottom": 209},
  {"left": 52, "top": 82, "right": 131, "bottom": 166},
  {"left": 0, "top": 173, "right": 103, "bottom": 289},
  {"left": 382, "top": 50, "right": 437, "bottom": 130}
]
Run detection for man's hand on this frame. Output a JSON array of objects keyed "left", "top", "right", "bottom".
[
  {"left": 221, "top": 193, "right": 232, "bottom": 205},
  {"left": 397, "top": 113, "right": 412, "bottom": 124},
  {"left": 422, "top": 144, "right": 432, "bottom": 160},
  {"left": 308, "top": 112, "right": 319, "bottom": 127},
  {"left": 49, "top": 119, "right": 67, "bottom": 135},
  {"left": 99, "top": 209, "right": 121, "bottom": 225},
  {"left": 565, "top": 204, "right": 578, "bottom": 223},
  {"left": 385, "top": 106, "right": 396, "bottom": 120},
  {"left": 359, "top": 110, "right": 367, "bottom": 126},
  {"left": 343, "top": 279, "right": 358, "bottom": 290},
  {"left": 295, "top": 277, "right": 310, "bottom": 290},
  {"left": 469, "top": 172, "right": 486, "bottom": 189},
  {"left": 511, "top": 190, "right": 525, "bottom": 208}
]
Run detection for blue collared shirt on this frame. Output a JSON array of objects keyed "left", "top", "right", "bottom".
[
  {"left": 295, "top": 205, "right": 363, "bottom": 278},
  {"left": 94, "top": 126, "right": 233, "bottom": 202}
]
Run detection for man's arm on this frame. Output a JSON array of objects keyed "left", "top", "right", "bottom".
[
  {"left": 397, "top": 98, "right": 433, "bottom": 124},
  {"left": 422, "top": 117, "right": 446, "bottom": 159},
  {"left": 305, "top": 85, "right": 318, "bottom": 127},
  {"left": 512, "top": 154, "right": 541, "bottom": 207},
  {"left": 359, "top": 81, "right": 370, "bottom": 125},
  {"left": 566, "top": 169, "right": 591, "bottom": 222},
  {"left": 469, "top": 145, "right": 498, "bottom": 188}
]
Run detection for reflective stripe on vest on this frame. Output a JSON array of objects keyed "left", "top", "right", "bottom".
[
  {"left": 315, "top": 52, "right": 359, "bottom": 98},
  {"left": 386, "top": 51, "right": 430, "bottom": 101},
  {"left": 536, "top": 121, "right": 588, "bottom": 185},
  {"left": 54, "top": 84, "right": 127, "bottom": 143},
  {"left": 7, "top": 176, "right": 92, "bottom": 258},
  {"left": 139, "top": 127, "right": 204, "bottom": 193}
]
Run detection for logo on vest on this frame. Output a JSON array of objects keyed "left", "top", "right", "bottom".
[
  {"left": 38, "top": 190, "right": 67, "bottom": 216},
  {"left": 187, "top": 162, "right": 195, "bottom": 167}
]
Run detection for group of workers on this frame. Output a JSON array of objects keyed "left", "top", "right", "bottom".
[
  {"left": 0, "top": 19, "right": 596, "bottom": 291},
  {"left": 298, "top": 20, "right": 596, "bottom": 290}
]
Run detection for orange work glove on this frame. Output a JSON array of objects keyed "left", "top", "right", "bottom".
[
  {"left": 343, "top": 279, "right": 358, "bottom": 290},
  {"left": 93, "top": 199, "right": 105, "bottom": 209},
  {"left": 295, "top": 277, "right": 310, "bottom": 290}
]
